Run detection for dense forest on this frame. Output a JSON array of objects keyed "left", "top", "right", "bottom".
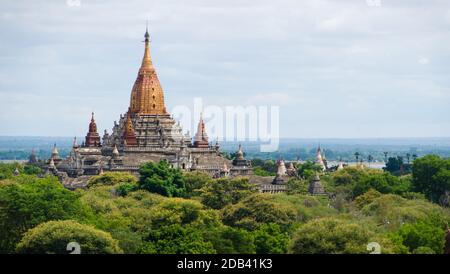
[{"left": 0, "top": 155, "right": 449, "bottom": 254}]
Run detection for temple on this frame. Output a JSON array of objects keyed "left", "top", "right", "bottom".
[
  {"left": 47, "top": 28, "right": 252, "bottom": 187},
  {"left": 316, "top": 145, "right": 327, "bottom": 171}
]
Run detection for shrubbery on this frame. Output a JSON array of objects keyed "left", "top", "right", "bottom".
[
  {"left": 289, "top": 217, "right": 376, "bottom": 254},
  {"left": 0, "top": 175, "right": 89, "bottom": 253},
  {"left": 16, "top": 220, "right": 122, "bottom": 254},
  {"left": 1, "top": 156, "right": 449, "bottom": 254},
  {"left": 138, "top": 161, "right": 186, "bottom": 197}
]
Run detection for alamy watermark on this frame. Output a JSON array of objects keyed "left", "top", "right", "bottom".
[
  {"left": 367, "top": 242, "right": 381, "bottom": 254},
  {"left": 366, "top": 0, "right": 381, "bottom": 7},
  {"left": 67, "top": 242, "right": 81, "bottom": 254},
  {"left": 171, "top": 98, "right": 280, "bottom": 152},
  {"left": 66, "top": 0, "right": 81, "bottom": 7}
]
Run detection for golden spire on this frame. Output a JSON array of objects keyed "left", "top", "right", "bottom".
[
  {"left": 141, "top": 23, "right": 153, "bottom": 71},
  {"left": 129, "top": 26, "right": 168, "bottom": 115}
]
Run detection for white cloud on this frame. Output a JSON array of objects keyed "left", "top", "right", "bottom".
[
  {"left": 418, "top": 57, "right": 430, "bottom": 65},
  {"left": 247, "top": 92, "right": 301, "bottom": 106}
]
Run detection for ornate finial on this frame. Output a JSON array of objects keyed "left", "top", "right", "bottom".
[{"left": 144, "top": 21, "right": 150, "bottom": 42}]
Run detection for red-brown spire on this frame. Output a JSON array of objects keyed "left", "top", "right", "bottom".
[
  {"left": 85, "top": 112, "right": 101, "bottom": 147},
  {"left": 122, "top": 110, "right": 138, "bottom": 147}
]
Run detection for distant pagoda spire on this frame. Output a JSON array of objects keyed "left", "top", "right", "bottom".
[
  {"left": 214, "top": 137, "right": 220, "bottom": 150},
  {"left": 316, "top": 144, "right": 326, "bottom": 171},
  {"left": 73, "top": 136, "right": 79, "bottom": 149},
  {"left": 337, "top": 158, "right": 344, "bottom": 170},
  {"left": 13, "top": 167, "right": 20, "bottom": 176},
  {"left": 129, "top": 25, "right": 168, "bottom": 115},
  {"left": 85, "top": 112, "right": 101, "bottom": 147},
  {"left": 276, "top": 159, "right": 287, "bottom": 176},
  {"left": 193, "top": 113, "right": 209, "bottom": 148},
  {"left": 51, "top": 143, "right": 60, "bottom": 160},
  {"left": 233, "top": 144, "right": 251, "bottom": 168},
  {"left": 28, "top": 149, "right": 38, "bottom": 164}
]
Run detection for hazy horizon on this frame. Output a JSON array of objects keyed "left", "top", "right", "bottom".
[{"left": 2, "top": 135, "right": 450, "bottom": 140}]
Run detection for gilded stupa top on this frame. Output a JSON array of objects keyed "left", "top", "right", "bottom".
[{"left": 129, "top": 27, "right": 168, "bottom": 115}]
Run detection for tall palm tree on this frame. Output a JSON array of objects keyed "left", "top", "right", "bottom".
[
  {"left": 354, "top": 152, "right": 360, "bottom": 165},
  {"left": 406, "top": 153, "right": 411, "bottom": 164},
  {"left": 368, "top": 155, "right": 373, "bottom": 167}
]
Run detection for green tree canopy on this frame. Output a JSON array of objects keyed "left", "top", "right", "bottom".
[
  {"left": 203, "top": 225, "right": 256, "bottom": 254},
  {"left": 0, "top": 176, "right": 88, "bottom": 253},
  {"left": 0, "top": 163, "right": 22, "bottom": 180},
  {"left": 252, "top": 166, "right": 276, "bottom": 177},
  {"left": 251, "top": 159, "right": 277, "bottom": 175},
  {"left": 289, "top": 217, "right": 375, "bottom": 254},
  {"left": 253, "top": 223, "right": 289, "bottom": 254},
  {"left": 222, "top": 194, "right": 297, "bottom": 231},
  {"left": 354, "top": 189, "right": 382, "bottom": 209},
  {"left": 23, "top": 164, "right": 42, "bottom": 175},
  {"left": 296, "top": 161, "right": 323, "bottom": 179},
  {"left": 87, "top": 172, "right": 137, "bottom": 188},
  {"left": 16, "top": 220, "right": 122, "bottom": 254},
  {"left": 146, "top": 198, "right": 220, "bottom": 230},
  {"left": 183, "top": 171, "right": 212, "bottom": 197},
  {"left": 286, "top": 179, "right": 308, "bottom": 195},
  {"left": 352, "top": 172, "right": 411, "bottom": 197},
  {"left": 360, "top": 194, "right": 447, "bottom": 230},
  {"left": 412, "top": 155, "right": 450, "bottom": 203},
  {"left": 390, "top": 214, "right": 447, "bottom": 254},
  {"left": 140, "top": 224, "right": 215, "bottom": 254},
  {"left": 200, "top": 177, "right": 257, "bottom": 209},
  {"left": 384, "top": 156, "right": 404, "bottom": 174},
  {"left": 138, "top": 160, "right": 186, "bottom": 197}
]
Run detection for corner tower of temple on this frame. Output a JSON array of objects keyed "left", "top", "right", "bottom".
[
  {"left": 122, "top": 110, "right": 138, "bottom": 147},
  {"left": 129, "top": 27, "right": 168, "bottom": 115},
  {"left": 85, "top": 112, "right": 101, "bottom": 147},
  {"left": 193, "top": 113, "right": 209, "bottom": 148}
]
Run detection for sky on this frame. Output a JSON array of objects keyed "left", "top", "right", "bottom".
[{"left": 0, "top": 0, "right": 450, "bottom": 139}]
